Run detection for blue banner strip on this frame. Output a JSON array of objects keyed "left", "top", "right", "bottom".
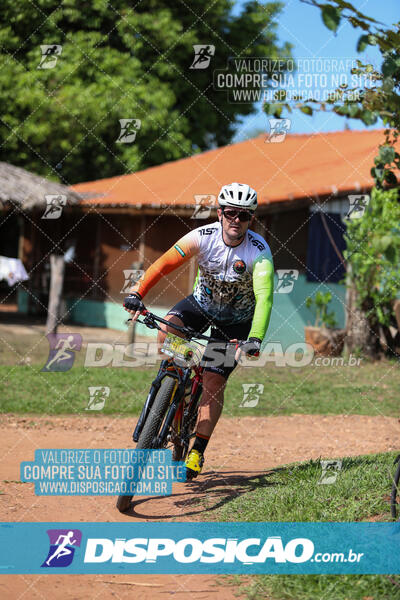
[{"left": 1, "top": 522, "right": 400, "bottom": 574}]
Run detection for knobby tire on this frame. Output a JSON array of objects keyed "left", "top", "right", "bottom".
[{"left": 116, "top": 376, "right": 177, "bottom": 513}]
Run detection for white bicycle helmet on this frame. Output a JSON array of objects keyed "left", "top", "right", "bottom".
[{"left": 218, "top": 182, "right": 257, "bottom": 212}]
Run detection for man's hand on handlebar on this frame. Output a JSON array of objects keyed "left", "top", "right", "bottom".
[
  {"left": 232, "top": 337, "right": 262, "bottom": 362},
  {"left": 123, "top": 292, "right": 145, "bottom": 322}
]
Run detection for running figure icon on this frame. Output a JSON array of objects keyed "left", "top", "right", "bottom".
[
  {"left": 275, "top": 269, "right": 299, "bottom": 294},
  {"left": 46, "top": 531, "right": 77, "bottom": 566},
  {"left": 42, "top": 333, "right": 82, "bottom": 372},
  {"left": 190, "top": 45, "right": 215, "bottom": 69},
  {"left": 41, "top": 529, "right": 82, "bottom": 568},
  {"left": 45, "top": 335, "right": 77, "bottom": 370}
]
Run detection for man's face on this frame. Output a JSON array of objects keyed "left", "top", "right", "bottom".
[{"left": 218, "top": 207, "right": 254, "bottom": 240}]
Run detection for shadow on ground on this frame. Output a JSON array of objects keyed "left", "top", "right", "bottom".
[{"left": 123, "top": 469, "right": 281, "bottom": 519}]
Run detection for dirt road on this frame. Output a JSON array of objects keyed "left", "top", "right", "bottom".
[{"left": 0, "top": 413, "right": 398, "bottom": 599}]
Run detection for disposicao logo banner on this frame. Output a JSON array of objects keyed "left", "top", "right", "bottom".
[{"left": 1, "top": 522, "right": 400, "bottom": 574}]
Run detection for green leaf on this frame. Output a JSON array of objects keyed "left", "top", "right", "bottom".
[
  {"left": 300, "top": 105, "right": 313, "bottom": 115},
  {"left": 360, "top": 109, "right": 377, "bottom": 125},
  {"left": 356, "top": 35, "right": 369, "bottom": 52},
  {"left": 382, "top": 55, "right": 397, "bottom": 77},
  {"left": 321, "top": 5, "right": 341, "bottom": 32},
  {"left": 384, "top": 169, "right": 397, "bottom": 185},
  {"left": 382, "top": 77, "right": 395, "bottom": 93},
  {"left": 348, "top": 104, "right": 360, "bottom": 118},
  {"left": 380, "top": 235, "right": 394, "bottom": 251},
  {"left": 379, "top": 145, "right": 395, "bottom": 164},
  {"left": 385, "top": 245, "right": 396, "bottom": 263},
  {"left": 334, "top": 105, "right": 348, "bottom": 116},
  {"left": 372, "top": 165, "right": 384, "bottom": 180}
]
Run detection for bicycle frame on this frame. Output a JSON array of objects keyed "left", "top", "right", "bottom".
[
  {"left": 129, "top": 308, "right": 241, "bottom": 455},
  {"left": 130, "top": 310, "right": 216, "bottom": 451},
  {"left": 132, "top": 359, "right": 204, "bottom": 455}
]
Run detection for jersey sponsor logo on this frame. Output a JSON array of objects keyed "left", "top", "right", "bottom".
[
  {"left": 199, "top": 227, "right": 217, "bottom": 236},
  {"left": 174, "top": 244, "right": 186, "bottom": 257},
  {"left": 233, "top": 259, "right": 246, "bottom": 274},
  {"left": 248, "top": 233, "right": 266, "bottom": 251}
]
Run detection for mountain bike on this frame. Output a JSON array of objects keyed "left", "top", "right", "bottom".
[
  {"left": 390, "top": 454, "right": 400, "bottom": 519},
  {"left": 116, "top": 308, "right": 231, "bottom": 513}
]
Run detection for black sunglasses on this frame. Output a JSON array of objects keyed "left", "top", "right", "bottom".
[{"left": 222, "top": 209, "right": 252, "bottom": 222}]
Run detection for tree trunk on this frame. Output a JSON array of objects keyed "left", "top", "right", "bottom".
[
  {"left": 344, "top": 269, "right": 380, "bottom": 358},
  {"left": 46, "top": 254, "right": 65, "bottom": 335}
]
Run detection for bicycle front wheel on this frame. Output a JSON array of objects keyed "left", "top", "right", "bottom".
[{"left": 116, "top": 376, "right": 177, "bottom": 513}]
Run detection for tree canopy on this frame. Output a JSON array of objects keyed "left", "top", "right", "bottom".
[
  {"left": 278, "top": 0, "right": 400, "bottom": 356},
  {"left": 0, "top": 0, "right": 292, "bottom": 183}
]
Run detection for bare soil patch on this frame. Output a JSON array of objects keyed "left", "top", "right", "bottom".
[{"left": 0, "top": 413, "right": 398, "bottom": 599}]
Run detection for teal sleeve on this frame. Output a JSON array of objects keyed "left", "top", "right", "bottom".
[{"left": 248, "top": 251, "right": 274, "bottom": 340}]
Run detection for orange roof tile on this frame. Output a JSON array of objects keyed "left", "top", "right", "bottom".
[{"left": 72, "top": 129, "right": 388, "bottom": 208}]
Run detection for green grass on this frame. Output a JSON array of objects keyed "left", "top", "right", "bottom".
[
  {"left": 207, "top": 452, "right": 400, "bottom": 600},
  {"left": 0, "top": 365, "right": 154, "bottom": 414},
  {"left": 0, "top": 360, "right": 399, "bottom": 416},
  {"left": 240, "top": 573, "right": 400, "bottom": 600},
  {"left": 1, "top": 327, "right": 399, "bottom": 416},
  {"left": 215, "top": 453, "right": 394, "bottom": 522}
]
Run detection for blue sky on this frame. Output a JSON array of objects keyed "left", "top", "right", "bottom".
[{"left": 232, "top": 0, "right": 399, "bottom": 140}]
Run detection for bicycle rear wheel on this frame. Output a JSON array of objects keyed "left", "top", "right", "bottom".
[
  {"left": 390, "top": 455, "right": 400, "bottom": 519},
  {"left": 116, "top": 376, "right": 177, "bottom": 513}
]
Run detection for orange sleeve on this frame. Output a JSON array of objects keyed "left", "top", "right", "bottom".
[{"left": 131, "top": 231, "right": 199, "bottom": 298}]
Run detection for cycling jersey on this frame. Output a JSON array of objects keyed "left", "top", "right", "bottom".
[{"left": 132, "top": 221, "right": 274, "bottom": 340}]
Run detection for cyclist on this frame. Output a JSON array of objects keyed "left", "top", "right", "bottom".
[{"left": 124, "top": 182, "right": 274, "bottom": 479}]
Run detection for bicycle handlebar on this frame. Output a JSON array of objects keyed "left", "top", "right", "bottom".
[{"left": 128, "top": 308, "right": 240, "bottom": 345}]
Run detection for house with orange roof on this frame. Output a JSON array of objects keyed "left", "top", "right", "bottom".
[{"left": 16, "top": 128, "right": 385, "bottom": 346}]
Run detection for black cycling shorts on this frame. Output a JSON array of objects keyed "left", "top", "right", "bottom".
[{"left": 167, "top": 294, "right": 251, "bottom": 380}]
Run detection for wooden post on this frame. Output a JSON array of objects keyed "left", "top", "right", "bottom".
[
  {"left": 93, "top": 217, "right": 102, "bottom": 299},
  {"left": 46, "top": 254, "right": 65, "bottom": 335},
  {"left": 127, "top": 214, "right": 146, "bottom": 345}
]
